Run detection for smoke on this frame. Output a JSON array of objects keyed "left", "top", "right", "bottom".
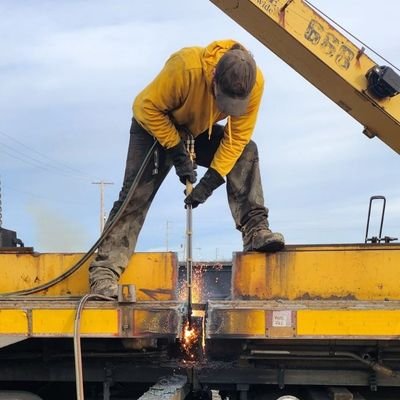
[{"left": 26, "top": 201, "right": 90, "bottom": 252}]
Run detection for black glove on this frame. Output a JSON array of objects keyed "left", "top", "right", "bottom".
[
  {"left": 166, "top": 141, "right": 197, "bottom": 185},
  {"left": 184, "top": 168, "right": 225, "bottom": 208}
]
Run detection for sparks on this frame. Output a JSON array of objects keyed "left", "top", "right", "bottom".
[{"left": 181, "top": 320, "right": 199, "bottom": 357}]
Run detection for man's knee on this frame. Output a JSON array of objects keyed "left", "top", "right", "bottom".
[{"left": 240, "top": 140, "right": 259, "bottom": 161}]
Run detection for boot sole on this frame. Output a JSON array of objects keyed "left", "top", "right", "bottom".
[{"left": 251, "top": 240, "right": 285, "bottom": 253}]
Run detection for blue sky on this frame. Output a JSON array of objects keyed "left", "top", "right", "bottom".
[{"left": 1, "top": 1, "right": 399, "bottom": 260}]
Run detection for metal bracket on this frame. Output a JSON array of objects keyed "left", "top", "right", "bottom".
[{"left": 118, "top": 284, "right": 136, "bottom": 303}]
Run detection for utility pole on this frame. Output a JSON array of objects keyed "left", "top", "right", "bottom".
[
  {"left": 165, "top": 220, "right": 171, "bottom": 251},
  {"left": 195, "top": 247, "right": 201, "bottom": 261},
  {"left": 180, "top": 236, "right": 185, "bottom": 261},
  {"left": 92, "top": 181, "right": 114, "bottom": 233}
]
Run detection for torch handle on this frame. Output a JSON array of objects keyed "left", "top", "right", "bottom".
[{"left": 186, "top": 180, "right": 193, "bottom": 329}]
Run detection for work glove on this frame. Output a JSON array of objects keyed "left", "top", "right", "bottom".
[
  {"left": 184, "top": 168, "right": 225, "bottom": 209},
  {"left": 166, "top": 141, "right": 197, "bottom": 185}
]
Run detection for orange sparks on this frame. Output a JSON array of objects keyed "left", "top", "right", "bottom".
[
  {"left": 178, "top": 262, "right": 224, "bottom": 303},
  {"left": 181, "top": 320, "right": 199, "bottom": 357},
  {"left": 182, "top": 322, "right": 197, "bottom": 349},
  {"left": 178, "top": 263, "right": 224, "bottom": 361}
]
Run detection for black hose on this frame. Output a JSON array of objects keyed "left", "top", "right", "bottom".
[{"left": 1, "top": 141, "right": 158, "bottom": 296}]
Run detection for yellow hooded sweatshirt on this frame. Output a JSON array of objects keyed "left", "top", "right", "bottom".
[{"left": 133, "top": 39, "right": 264, "bottom": 177}]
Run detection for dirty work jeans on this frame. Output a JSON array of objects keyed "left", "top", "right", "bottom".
[{"left": 89, "top": 119, "right": 269, "bottom": 284}]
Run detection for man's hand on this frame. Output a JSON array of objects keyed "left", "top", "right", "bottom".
[
  {"left": 166, "top": 141, "right": 197, "bottom": 185},
  {"left": 184, "top": 168, "right": 224, "bottom": 208}
]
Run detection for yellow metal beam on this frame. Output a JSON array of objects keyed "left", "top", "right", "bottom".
[
  {"left": 210, "top": 0, "right": 400, "bottom": 154},
  {"left": 0, "top": 251, "right": 178, "bottom": 300},
  {"left": 32, "top": 309, "right": 119, "bottom": 336},
  {"left": 297, "top": 309, "right": 400, "bottom": 336},
  {"left": 207, "top": 300, "right": 400, "bottom": 339},
  {"left": 233, "top": 244, "right": 400, "bottom": 301},
  {"left": 0, "top": 298, "right": 182, "bottom": 339},
  {"left": 0, "top": 251, "right": 181, "bottom": 340},
  {"left": 0, "top": 310, "right": 28, "bottom": 334}
]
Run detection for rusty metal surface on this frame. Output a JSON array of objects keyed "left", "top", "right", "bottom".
[
  {"left": 232, "top": 244, "right": 400, "bottom": 301},
  {"left": 206, "top": 300, "right": 400, "bottom": 339},
  {"left": 0, "top": 297, "right": 183, "bottom": 339},
  {"left": 0, "top": 248, "right": 34, "bottom": 254},
  {"left": 0, "top": 252, "right": 178, "bottom": 300}
]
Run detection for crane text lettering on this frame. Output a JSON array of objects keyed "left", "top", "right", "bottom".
[{"left": 304, "top": 20, "right": 354, "bottom": 70}]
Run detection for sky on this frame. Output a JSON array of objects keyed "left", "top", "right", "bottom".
[{"left": 0, "top": 0, "right": 399, "bottom": 261}]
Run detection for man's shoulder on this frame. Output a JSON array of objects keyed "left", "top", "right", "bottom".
[{"left": 168, "top": 46, "right": 203, "bottom": 71}]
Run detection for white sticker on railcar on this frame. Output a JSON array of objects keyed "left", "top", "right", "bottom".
[{"left": 272, "top": 311, "right": 292, "bottom": 327}]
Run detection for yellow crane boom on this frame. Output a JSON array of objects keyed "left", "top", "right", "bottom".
[{"left": 210, "top": 0, "right": 400, "bottom": 153}]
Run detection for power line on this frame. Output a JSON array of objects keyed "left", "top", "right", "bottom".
[
  {"left": 0, "top": 129, "right": 93, "bottom": 181},
  {"left": 0, "top": 140, "right": 89, "bottom": 181},
  {"left": 0, "top": 129, "right": 93, "bottom": 178},
  {"left": 0, "top": 144, "right": 72, "bottom": 176},
  {"left": 3, "top": 183, "right": 90, "bottom": 207},
  {"left": 304, "top": 0, "right": 400, "bottom": 72}
]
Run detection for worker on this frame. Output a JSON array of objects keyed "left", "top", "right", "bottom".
[{"left": 90, "top": 39, "right": 285, "bottom": 297}]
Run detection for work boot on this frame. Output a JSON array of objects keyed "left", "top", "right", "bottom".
[
  {"left": 243, "top": 228, "right": 285, "bottom": 252},
  {"left": 90, "top": 279, "right": 118, "bottom": 298}
]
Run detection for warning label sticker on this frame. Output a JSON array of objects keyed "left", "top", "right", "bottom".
[{"left": 272, "top": 311, "right": 292, "bottom": 328}]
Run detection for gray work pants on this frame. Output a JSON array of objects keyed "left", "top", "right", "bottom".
[{"left": 89, "top": 119, "right": 268, "bottom": 283}]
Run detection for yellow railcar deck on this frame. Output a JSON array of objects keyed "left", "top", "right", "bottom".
[
  {"left": 0, "top": 244, "right": 400, "bottom": 341},
  {"left": 207, "top": 300, "right": 400, "bottom": 339},
  {"left": 0, "top": 297, "right": 181, "bottom": 339}
]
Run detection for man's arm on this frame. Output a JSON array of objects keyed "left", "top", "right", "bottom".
[
  {"left": 133, "top": 53, "right": 197, "bottom": 185},
  {"left": 133, "top": 53, "right": 190, "bottom": 149}
]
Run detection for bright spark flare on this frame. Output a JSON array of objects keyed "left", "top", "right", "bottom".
[{"left": 181, "top": 320, "right": 200, "bottom": 359}]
